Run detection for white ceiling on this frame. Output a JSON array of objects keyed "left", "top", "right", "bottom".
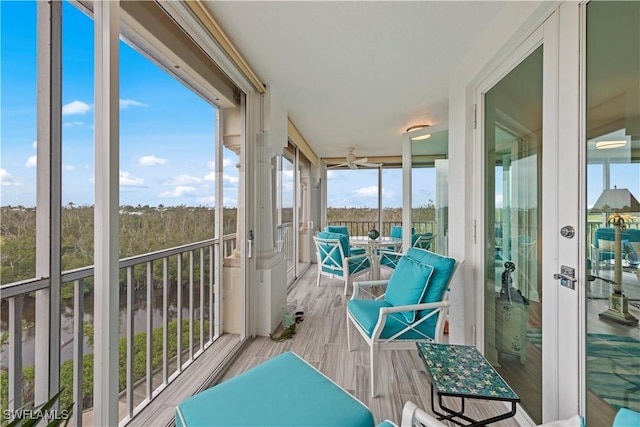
[{"left": 204, "top": 1, "right": 506, "bottom": 159}]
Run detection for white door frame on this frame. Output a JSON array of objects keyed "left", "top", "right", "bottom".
[{"left": 473, "top": 3, "right": 582, "bottom": 423}]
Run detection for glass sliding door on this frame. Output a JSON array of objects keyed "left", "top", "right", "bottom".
[
  {"left": 411, "top": 129, "right": 448, "bottom": 255},
  {"left": 483, "top": 45, "right": 543, "bottom": 423},
  {"left": 585, "top": 1, "right": 640, "bottom": 425}
]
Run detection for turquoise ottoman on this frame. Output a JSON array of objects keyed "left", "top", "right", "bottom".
[{"left": 176, "top": 351, "right": 376, "bottom": 427}]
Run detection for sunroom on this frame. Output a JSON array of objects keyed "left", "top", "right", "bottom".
[{"left": 1, "top": 1, "right": 638, "bottom": 427}]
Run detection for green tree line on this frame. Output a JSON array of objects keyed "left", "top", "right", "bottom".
[{"left": 1, "top": 205, "right": 238, "bottom": 286}]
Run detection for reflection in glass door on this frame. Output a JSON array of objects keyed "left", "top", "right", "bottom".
[
  {"left": 484, "top": 45, "right": 543, "bottom": 423},
  {"left": 410, "top": 129, "right": 449, "bottom": 255},
  {"left": 585, "top": 2, "right": 640, "bottom": 425}
]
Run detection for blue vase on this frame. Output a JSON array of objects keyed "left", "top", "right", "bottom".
[{"left": 368, "top": 229, "right": 380, "bottom": 240}]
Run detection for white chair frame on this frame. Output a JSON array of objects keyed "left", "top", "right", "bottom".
[
  {"left": 346, "top": 259, "right": 462, "bottom": 397},
  {"left": 313, "top": 235, "right": 372, "bottom": 295}
]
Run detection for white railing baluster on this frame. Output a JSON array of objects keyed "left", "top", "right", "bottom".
[
  {"left": 189, "top": 250, "right": 194, "bottom": 361},
  {"left": 8, "top": 296, "right": 23, "bottom": 410},
  {"left": 200, "top": 248, "right": 204, "bottom": 351},
  {"left": 73, "top": 279, "right": 84, "bottom": 427},
  {"left": 176, "top": 254, "right": 182, "bottom": 371},
  {"left": 126, "top": 266, "right": 134, "bottom": 417},
  {"left": 162, "top": 256, "right": 168, "bottom": 385},
  {"left": 209, "top": 244, "right": 214, "bottom": 342},
  {"left": 146, "top": 261, "right": 153, "bottom": 400}
]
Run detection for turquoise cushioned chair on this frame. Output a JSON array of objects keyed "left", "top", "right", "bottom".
[
  {"left": 346, "top": 247, "right": 461, "bottom": 396},
  {"left": 591, "top": 227, "right": 640, "bottom": 275},
  {"left": 314, "top": 231, "right": 372, "bottom": 295},
  {"left": 325, "top": 225, "right": 367, "bottom": 255}
]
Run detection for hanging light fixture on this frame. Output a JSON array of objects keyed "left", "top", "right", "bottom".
[{"left": 406, "top": 125, "right": 431, "bottom": 141}]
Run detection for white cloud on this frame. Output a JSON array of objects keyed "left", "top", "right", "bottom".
[
  {"left": 138, "top": 155, "right": 168, "bottom": 167},
  {"left": 64, "top": 121, "right": 84, "bottom": 127},
  {"left": 354, "top": 186, "right": 378, "bottom": 197},
  {"left": 25, "top": 156, "right": 37, "bottom": 168},
  {"left": 204, "top": 171, "right": 216, "bottom": 182},
  {"left": 32, "top": 140, "right": 37, "bottom": 148},
  {"left": 206, "top": 158, "right": 235, "bottom": 170},
  {"left": 223, "top": 174, "right": 238, "bottom": 184},
  {"left": 167, "top": 174, "right": 202, "bottom": 185},
  {"left": 62, "top": 164, "right": 76, "bottom": 171},
  {"left": 0, "top": 169, "right": 20, "bottom": 186},
  {"left": 159, "top": 186, "right": 196, "bottom": 198},
  {"left": 495, "top": 194, "right": 503, "bottom": 208},
  {"left": 62, "top": 100, "right": 92, "bottom": 115},
  {"left": 120, "top": 99, "right": 148, "bottom": 109},
  {"left": 326, "top": 170, "right": 335, "bottom": 179},
  {"left": 120, "top": 171, "right": 144, "bottom": 187}
]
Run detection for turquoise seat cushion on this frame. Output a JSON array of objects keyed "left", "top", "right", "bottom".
[
  {"left": 384, "top": 256, "right": 434, "bottom": 322},
  {"left": 613, "top": 408, "right": 640, "bottom": 427},
  {"left": 351, "top": 247, "right": 367, "bottom": 255},
  {"left": 402, "top": 248, "right": 456, "bottom": 321},
  {"left": 321, "top": 254, "right": 370, "bottom": 277},
  {"left": 176, "top": 351, "right": 375, "bottom": 427},
  {"left": 347, "top": 299, "right": 436, "bottom": 340},
  {"left": 376, "top": 421, "right": 397, "bottom": 427}
]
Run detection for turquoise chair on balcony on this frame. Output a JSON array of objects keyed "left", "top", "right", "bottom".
[
  {"left": 412, "top": 232, "right": 434, "bottom": 250},
  {"left": 379, "top": 231, "right": 433, "bottom": 272},
  {"left": 326, "top": 225, "right": 366, "bottom": 255},
  {"left": 314, "top": 231, "right": 372, "bottom": 295},
  {"left": 346, "top": 247, "right": 461, "bottom": 396}
]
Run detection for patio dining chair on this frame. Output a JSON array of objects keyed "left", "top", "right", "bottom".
[
  {"left": 314, "top": 231, "right": 372, "bottom": 295},
  {"left": 346, "top": 247, "right": 461, "bottom": 396},
  {"left": 326, "top": 225, "right": 366, "bottom": 255},
  {"left": 378, "top": 232, "right": 434, "bottom": 273}
]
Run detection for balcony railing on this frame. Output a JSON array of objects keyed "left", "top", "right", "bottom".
[
  {"left": 0, "top": 235, "right": 236, "bottom": 425},
  {"left": 326, "top": 220, "right": 438, "bottom": 247}
]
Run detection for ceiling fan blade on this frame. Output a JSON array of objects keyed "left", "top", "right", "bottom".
[
  {"left": 353, "top": 157, "right": 369, "bottom": 164},
  {"left": 327, "top": 162, "right": 349, "bottom": 169},
  {"left": 360, "top": 162, "right": 382, "bottom": 168}
]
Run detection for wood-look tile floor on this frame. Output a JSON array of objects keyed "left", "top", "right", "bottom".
[{"left": 218, "top": 266, "right": 519, "bottom": 426}]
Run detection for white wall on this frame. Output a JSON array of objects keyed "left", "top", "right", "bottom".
[{"left": 447, "top": 1, "right": 555, "bottom": 345}]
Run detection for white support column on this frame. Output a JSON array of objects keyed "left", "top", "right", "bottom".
[
  {"left": 255, "top": 134, "right": 286, "bottom": 336},
  {"left": 93, "top": 1, "right": 120, "bottom": 425},
  {"left": 34, "top": 0, "right": 62, "bottom": 405}
]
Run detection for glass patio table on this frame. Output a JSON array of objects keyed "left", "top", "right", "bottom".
[
  {"left": 350, "top": 236, "right": 401, "bottom": 280},
  {"left": 416, "top": 342, "right": 520, "bottom": 426}
]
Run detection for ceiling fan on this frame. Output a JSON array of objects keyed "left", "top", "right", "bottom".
[{"left": 327, "top": 149, "right": 382, "bottom": 169}]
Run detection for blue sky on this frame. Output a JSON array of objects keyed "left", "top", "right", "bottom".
[
  {"left": 0, "top": 1, "right": 416, "bottom": 210},
  {"left": 1, "top": 1, "right": 239, "bottom": 208}
]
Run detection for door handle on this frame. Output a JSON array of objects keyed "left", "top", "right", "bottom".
[{"left": 553, "top": 273, "right": 577, "bottom": 282}]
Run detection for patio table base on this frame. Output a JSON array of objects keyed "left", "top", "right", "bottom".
[{"left": 430, "top": 383, "right": 517, "bottom": 426}]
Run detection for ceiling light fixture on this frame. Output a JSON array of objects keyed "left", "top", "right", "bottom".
[
  {"left": 595, "top": 140, "right": 627, "bottom": 150},
  {"left": 406, "top": 125, "right": 431, "bottom": 141}
]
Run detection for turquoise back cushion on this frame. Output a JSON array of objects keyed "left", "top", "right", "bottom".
[
  {"left": 390, "top": 226, "right": 415, "bottom": 239},
  {"left": 326, "top": 225, "right": 350, "bottom": 236},
  {"left": 317, "top": 231, "right": 350, "bottom": 264},
  {"left": 403, "top": 248, "right": 456, "bottom": 320},
  {"left": 384, "top": 255, "right": 434, "bottom": 323}
]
